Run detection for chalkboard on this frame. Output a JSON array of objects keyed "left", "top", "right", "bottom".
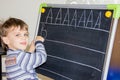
[{"left": 36, "top": 5, "right": 113, "bottom": 80}]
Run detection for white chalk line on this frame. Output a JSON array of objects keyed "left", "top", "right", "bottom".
[
  {"left": 40, "top": 22, "right": 109, "bottom": 33},
  {"left": 46, "top": 39, "right": 105, "bottom": 54},
  {"left": 40, "top": 67, "right": 72, "bottom": 80},
  {"left": 48, "top": 55, "right": 101, "bottom": 72}
]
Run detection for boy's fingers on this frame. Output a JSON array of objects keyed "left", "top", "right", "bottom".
[{"left": 36, "top": 36, "right": 45, "bottom": 42}]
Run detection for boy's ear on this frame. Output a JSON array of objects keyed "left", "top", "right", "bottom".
[{"left": 2, "top": 37, "right": 9, "bottom": 44}]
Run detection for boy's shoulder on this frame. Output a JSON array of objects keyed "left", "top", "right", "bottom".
[{"left": 5, "top": 56, "right": 17, "bottom": 66}]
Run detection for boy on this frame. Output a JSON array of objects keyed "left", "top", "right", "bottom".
[{"left": 0, "top": 18, "right": 47, "bottom": 80}]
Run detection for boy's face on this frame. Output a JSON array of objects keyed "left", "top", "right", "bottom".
[{"left": 3, "top": 26, "right": 29, "bottom": 50}]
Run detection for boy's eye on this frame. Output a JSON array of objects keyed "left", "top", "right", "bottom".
[
  {"left": 16, "top": 34, "right": 20, "bottom": 36},
  {"left": 24, "top": 33, "right": 29, "bottom": 36}
]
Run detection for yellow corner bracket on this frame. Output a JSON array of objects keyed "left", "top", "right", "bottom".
[
  {"left": 39, "top": 3, "right": 47, "bottom": 13},
  {"left": 107, "top": 4, "right": 120, "bottom": 19}
]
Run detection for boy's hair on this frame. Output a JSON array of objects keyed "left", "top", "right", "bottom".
[{"left": 0, "top": 18, "right": 28, "bottom": 51}]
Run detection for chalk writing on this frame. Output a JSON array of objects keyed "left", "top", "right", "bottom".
[
  {"left": 41, "top": 8, "right": 107, "bottom": 32},
  {"left": 40, "top": 23, "right": 47, "bottom": 39}
]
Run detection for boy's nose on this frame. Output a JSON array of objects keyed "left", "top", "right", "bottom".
[{"left": 21, "top": 36, "right": 27, "bottom": 39}]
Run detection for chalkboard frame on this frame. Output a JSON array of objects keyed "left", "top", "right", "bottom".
[{"left": 35, "top": 4, "right": 117, "bottom": 80}]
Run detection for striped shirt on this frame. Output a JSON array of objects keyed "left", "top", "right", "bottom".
[{"left": 5, "top": 41, "right": 47, "bottom": 80}]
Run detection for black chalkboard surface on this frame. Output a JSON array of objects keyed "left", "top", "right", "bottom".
[{"left": 36, "top": 5, "right": 113, "bottom": 80}]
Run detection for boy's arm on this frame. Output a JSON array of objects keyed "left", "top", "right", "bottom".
[
  {"left": 17, "top": 36, "right": 47, "bottom": 71},
  {"left": 33, "top": 40, "right": 47, "bottom": 66}
]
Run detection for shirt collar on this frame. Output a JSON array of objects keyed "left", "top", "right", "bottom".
[{"left": 7, "top": 49, "right": 23, "bottom": 55}]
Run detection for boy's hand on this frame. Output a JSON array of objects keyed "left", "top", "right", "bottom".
[
  {"left": 28, "top": 36, "right": 44, "bottom": 52},
  {"left": 36, "top": 36, "right": 45, "bottom": 42}
]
